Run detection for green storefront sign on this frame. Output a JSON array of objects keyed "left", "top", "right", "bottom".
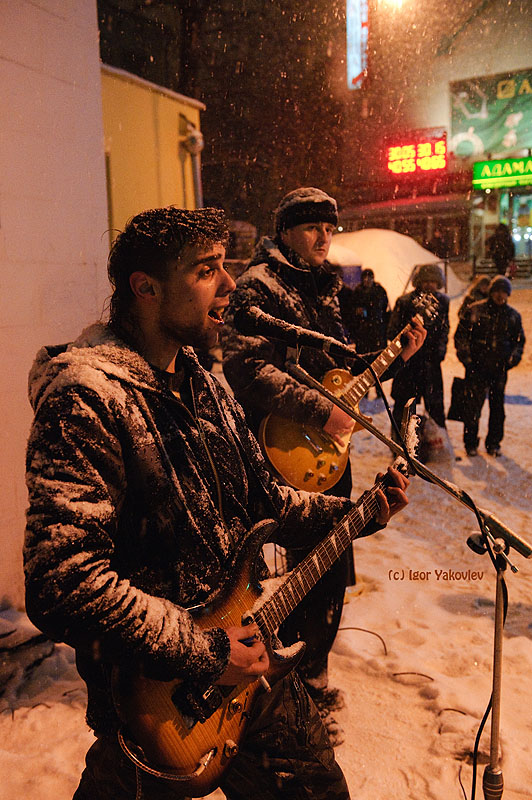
[
  {"left": 472, "top": 157, "right": 532, "bottom": 190},
  {"left": 451, "top": 68, "right": 532, "bottom": 158}
]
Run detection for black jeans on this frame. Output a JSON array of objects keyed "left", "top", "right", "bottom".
[
  {"left": 391, "top": 360, "right": 446, "bottom": 434},
  {"left": 72, "top": 673, "right": 350, "bottom": 800},
  {"left": 462, "top": 367, "right": 507, "bottom": 450}
]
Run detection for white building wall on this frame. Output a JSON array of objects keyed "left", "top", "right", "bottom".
[
  {"left": 403, "top": 2, "right": 532, "bottom": 135},
  {"left": 0, "top": 0, "right": 109, "bottom": 607}
]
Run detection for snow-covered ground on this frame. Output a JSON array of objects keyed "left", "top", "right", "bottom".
[{"left": 1, "top": 286, "right": 531, "bottom": 800}]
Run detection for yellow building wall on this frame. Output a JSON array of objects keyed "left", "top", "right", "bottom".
[{"left": 101, "top": 66, "right": 203, "bottom": 240}]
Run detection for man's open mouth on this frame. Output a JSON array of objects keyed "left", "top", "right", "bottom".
[{"left": 208, "top": 308, "right": 225, "bottom": 323}]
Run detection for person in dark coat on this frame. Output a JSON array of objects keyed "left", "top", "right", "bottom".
[
  {"left": 425, "top": 228, "right": 451, "bottom": 259},
  {"left": 388, "top": 263, "right": 450, "bottom": 437},
  {"left": 486, "top": 223, "right": 515, "bottom": 276},
  {"left": 220, "top": 188, "right": 425, "bottom": 744},
  {"left": 454, "top": 275, "right": 525, "bottom": 457},
  {"left": 458, "top": 274, "right": 491, "bottom": 319},
  {"left": 339, "top": 268, "right": 390, "bottom": 352},
  {"left": 24, "top": 206, "right": 413, "bottom": 800}
]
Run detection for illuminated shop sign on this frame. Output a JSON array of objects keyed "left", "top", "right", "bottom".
[
  {"left": 346, "top": 0, "right": 368, "bottom": 90},
  {"left": 451, "top": 68, "right": 532, "bottom": 158},
  {"left": 386, "top": 134, "right": 447, "bottom": 176},
  {"left": 473, "top": 157, "right": 532, "bottom": 190}
]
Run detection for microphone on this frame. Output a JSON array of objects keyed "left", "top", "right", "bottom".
[
  {"left": 479, "top": 509, "right": 532, "bottom": 559},
  {"left": 232, "top": 304, "right": 361, "bottom": 361}
]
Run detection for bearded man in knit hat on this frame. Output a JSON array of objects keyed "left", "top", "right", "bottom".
[
  {"left": 387, "top": 262, "right": 450, "bottom": 444},
  {"left": 221, "top": 187, "right": 425, "bottom": 745},
  {"left": 454, "top": 275, "right": 525, "bottom": 457}
]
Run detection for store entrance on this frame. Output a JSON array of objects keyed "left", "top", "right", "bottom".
[{"left": 501, "top": 191, "right": 532, "bottom": 257}]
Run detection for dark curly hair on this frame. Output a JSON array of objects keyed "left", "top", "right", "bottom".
[{"left": 107, "top": 206, "right": 229, "bottom": 327}]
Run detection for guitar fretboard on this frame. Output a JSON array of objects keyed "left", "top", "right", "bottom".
[
  {"left": 338, "top": 323, "right": 413, "bottom": 409},
  {"left": 255, "top": 474, "right": 390, "bottom": 637}
]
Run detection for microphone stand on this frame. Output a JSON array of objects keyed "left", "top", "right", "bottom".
[
  {"left": 482, "top": 552, "right": 506, "bottom": 800},
  {"left": 288, "top": 361, "right": 531, "bottom": 800}
]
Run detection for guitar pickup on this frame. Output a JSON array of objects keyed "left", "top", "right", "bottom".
[
  {"left": 302, "top": 430, "right": 323, "bottom": 455},
  {"left": 172, "top": 682, "right": 233, "bottom": 727},
  {"left": 316, "top": 429, "right": 342, "bottom": 455}
]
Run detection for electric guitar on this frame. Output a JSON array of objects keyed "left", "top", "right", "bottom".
[
  {"left": 112, "top": 468, "right": 403, "bottom": 796},
  {"left": 259, "top": 294, "right": 437, "bottom": 492}
]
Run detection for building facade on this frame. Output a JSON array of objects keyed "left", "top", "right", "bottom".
[
  {"left": 101, "top": 65, "right": 205, "bottom": 241},
  {"left": 339, "top": 1, "right": 532, "bottom": 269}
]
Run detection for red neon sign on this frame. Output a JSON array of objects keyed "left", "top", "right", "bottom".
[{"left": 387, "top": 137, "right": 447, "bottom": 175}]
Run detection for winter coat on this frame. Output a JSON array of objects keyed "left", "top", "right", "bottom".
[
  {"left": 24, "top": 323, "right": 352, "bottom": 733},
  {"left": 454, "top": 297, "right": 525, "bottom": 374},
  {"left": 388, "top": 289, "right": 449, "bottom": 366},
  {"left": 486, "top": 228, "right": 515, "bottom": 272},
  {"left": 457, "top": 285, "right": 489, "bottom": 320},
  {"left": 221, "top": 236, "right": 402, "bottom": 435},
  {"left": 339, "top": 282, "right": 390, "bottom": 351}
]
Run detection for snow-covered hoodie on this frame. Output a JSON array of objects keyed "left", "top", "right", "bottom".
[{"left": 24, "top": 323, "right": 352, "bottom": 733}]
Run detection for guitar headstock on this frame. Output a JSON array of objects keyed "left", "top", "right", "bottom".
[{"left": 411, "top": 292, "right": 439, "bottom": 327}]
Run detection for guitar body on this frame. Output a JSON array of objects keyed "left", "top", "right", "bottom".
[
  {"left": 112, "top": 520, "right": 303, "bottom": 797},
  {"left": 111, "top": 450, "right": 415, "bottom": 796},
  {"left": 259, "top": 296, "right": 438, "bottom": 492},
  {"left": 259, "top": 368, "right": 371, "bottom": 492}
]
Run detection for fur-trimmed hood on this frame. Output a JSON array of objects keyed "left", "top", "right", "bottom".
[{"left": 28, "top": 322, "right": 185, "bottom": 412}]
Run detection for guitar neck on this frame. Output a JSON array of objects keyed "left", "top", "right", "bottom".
[
  {"left": 255, "top": 473, "right": 392, "bottom": 636},
  {"left": 339, "top": 318, "right": 416, "bottom": 407}
]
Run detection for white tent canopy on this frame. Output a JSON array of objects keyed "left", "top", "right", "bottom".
[{"left": 329, "top": 228, "right": 466, "bottom": 307}]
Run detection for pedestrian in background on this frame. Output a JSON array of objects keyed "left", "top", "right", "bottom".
[
  {"left": 388, "top": 263, "right": 449, "bottom": 438},
  {"left": 454, "top": 275, "right": 525, "bottom": 457},
  {"left": 486, "top": 223, "right": 515, "bottom": 276},
  {"left": 458, "top": 274, "right": 491, "bottom": 319},
  {"left": 339, "top": 268, "right": 390, "bottom": 353},
  {"left": 425, "top": 227, "right": 451, "bottom": 259}
]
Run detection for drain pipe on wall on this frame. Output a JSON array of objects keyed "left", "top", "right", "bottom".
[{"left": 183, "top": 122, "right": 205, "bottom": 208}]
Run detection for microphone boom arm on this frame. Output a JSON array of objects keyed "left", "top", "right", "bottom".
[{"left": 287, "top": 363, "right": 532, "bottom": 561}]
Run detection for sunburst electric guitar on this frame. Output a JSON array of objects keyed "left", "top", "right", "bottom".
[
  {"left": 112, "top": 468, "right": 404, "bottom": 796},
  {"left": 259, "top": 294, "right": 436, "bottom": 492}
]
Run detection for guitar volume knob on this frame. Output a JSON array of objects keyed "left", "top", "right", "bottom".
[
  {"left": 304, "top": 470, "right": 315, "bottom": 480},
  {"left": 229, "top": 698, "right": 243, "bottom": 713},
  {"left": 224, "top": 739, "right": 239, "bottom": 758},
  {"left": 317, "top": 458, "right": 326, "bottom": 468},
  {"left": 317, "top": 474, "right": 327, "bottom": 484}
]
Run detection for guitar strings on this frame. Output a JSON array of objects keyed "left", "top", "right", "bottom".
[
  {"left": 340, "top": 338, "right": 403, "bottom": 409},
  {"left": 257, "top": 485, "right": 384, "bottom": 634}
]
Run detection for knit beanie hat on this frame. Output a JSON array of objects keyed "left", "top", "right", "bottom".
[
  {"left": 412, "top": 263, "right": 444, "bottom": 289},
  {"left": 274, "top": 187, "right": 338, "bottom": 233},
  {"left": 489, "top": 275, "right": 512, "bottom": 296}
]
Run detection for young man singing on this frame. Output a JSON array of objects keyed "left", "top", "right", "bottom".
[{"left": 24, "top": 206, "right": 411, "bottom": 799}]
